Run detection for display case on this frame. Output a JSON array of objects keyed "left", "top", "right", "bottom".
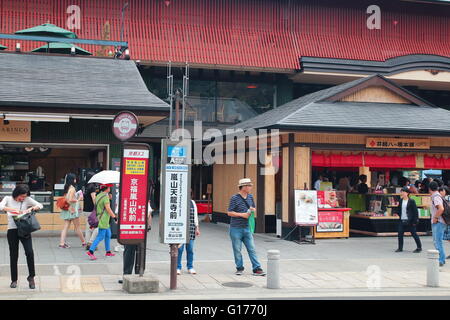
[{"left": 348, "top": 193, "right": 431, "bottom": 236}]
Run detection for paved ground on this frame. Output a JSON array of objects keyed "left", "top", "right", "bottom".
[{"left": 0, "top": 215, "right": 450, "bottom": 299}]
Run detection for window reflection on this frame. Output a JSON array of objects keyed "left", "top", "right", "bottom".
[{"left": 145, "top": 77, "right": 275, "bottom": 124}]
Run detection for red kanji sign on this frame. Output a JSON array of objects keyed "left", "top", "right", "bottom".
[{"left": 118, "top": 144, "right": 150, "bottom": 244}]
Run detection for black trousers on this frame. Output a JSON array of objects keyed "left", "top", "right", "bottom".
[
  {"left": 7, "top": 229, "right": 35, "bottom": 282},
  {"left": 398, "top": 221, "right": 422, "bottom": 250},
  {"left": 123, "top": 244, "right": 144, "bottom": 275}
]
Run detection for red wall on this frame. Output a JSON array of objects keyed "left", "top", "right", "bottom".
[{"left": 1, "top": 0, "right": 449, "bottom": 69}]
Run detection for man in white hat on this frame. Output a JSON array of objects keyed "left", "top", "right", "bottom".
[{"left": 227, "top": 178, "right": 266, "bottom": 276}]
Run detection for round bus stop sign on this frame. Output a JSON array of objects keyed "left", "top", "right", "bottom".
[{"left": 112, "top": 111, "right": 139, "bottom": 141}]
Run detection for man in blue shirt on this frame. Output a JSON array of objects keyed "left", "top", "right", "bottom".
[{"left": 227, "top": 178, "right": 266, "bottom": 276}]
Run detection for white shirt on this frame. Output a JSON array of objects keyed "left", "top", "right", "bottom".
[
  {"left": 401, "top": 200, "right": 408, "bottom": 221},
  {"left": 314, "top": 180, "right": 321, "bottom": 191},
  {"left": 0, "top": 196, "right": 43, "bottom": 230}
]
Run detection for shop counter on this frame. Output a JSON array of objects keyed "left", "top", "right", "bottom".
[
  {"left": 350, "top": 214, "right": 431, "bottom": 236},
  {"left": 313, "top": 208, "right": 351, "bottom": 239}
]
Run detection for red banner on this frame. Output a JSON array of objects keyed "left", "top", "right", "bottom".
[{"left": 118, "top": 147, "right": 149, "bottom": 243}]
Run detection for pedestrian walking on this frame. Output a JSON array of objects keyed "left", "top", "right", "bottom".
[
  {"left": 394, "top": 187, "right": 422, "bottom": 253},
  {"left": 177, "top": 199, "right": 200, "bottom": 275},
  {"left": 82, "top": 171, "right": 99, "bottom": 251},
  {"left": 59, "top": 173, "right": 86, "bottom": 248},
  {"left": 227, "top": 178, "right": 265, "bottom": 276},
  {"left": 119, "top": 200, "right": 154, "bottom": 284},
  {"left": 86, "top": 184, "right": 117, "bottom": 260},
  {"left": 0, "top": 184, "right": 43, "bottom": 289},
  {"left": 430, "top": 181, "right": 446, "bottom": 267}
]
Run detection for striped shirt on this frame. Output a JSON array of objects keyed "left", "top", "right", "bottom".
[{"left": 228, "top": 194, "right": 255, "bottom": 228}]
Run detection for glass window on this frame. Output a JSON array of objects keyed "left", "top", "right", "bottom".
[{"left": 217, "top": 82, "right": 275, "bottom": 114}]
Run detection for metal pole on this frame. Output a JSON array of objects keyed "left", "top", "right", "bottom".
[
  {"left": 120, "top": 3, "right": 129, "bottom": 43},
  {"left": 167, "top": 61, "right": 173, "bottom": 137},
  {"left": 170, "top": 244, "right": 178, "bottom": 290},
  {"left": 139, "top": 242, "right": 145, "bottom": 277}
]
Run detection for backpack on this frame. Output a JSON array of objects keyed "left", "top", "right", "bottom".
[
  {"left": 434, "top": 194, "right": 450, "bottom": 225},
  {"left": 441, "top": 196, "right": 450, "bottom": 225}
]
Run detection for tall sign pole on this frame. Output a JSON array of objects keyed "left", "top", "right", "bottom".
[
  {"left": 159, "top": 139, "right": 191, "bottom": 290},
  {"left": 112, "top": 111, "right": 149, "bottom": 277}
]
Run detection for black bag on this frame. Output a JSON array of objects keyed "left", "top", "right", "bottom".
[
  {"left": 442, "top": 197, "right": 450, "bottom": 225},
  {"left": 15, "top": 212, "right": 41, "bottom": 238}
]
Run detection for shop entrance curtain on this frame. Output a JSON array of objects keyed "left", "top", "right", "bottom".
[
  {"left": 363, "top": 154, "right": 416, "bottom": 168},
  {"left": 311, "top": 152, "right": 363, "bottom": 167},
  {"left": 424, "top": 155, "right": 450, "bottom": 169},
  {"left": 312, "top": 152, "right": 417, "bottom": 168}
]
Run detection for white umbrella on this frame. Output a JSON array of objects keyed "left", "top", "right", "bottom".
[{"left": 88, "top": 170, "right": 120, "bottom": 184}]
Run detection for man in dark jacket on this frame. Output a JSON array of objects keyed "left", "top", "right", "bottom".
[{"left": 395, "top": 187, "right": 422, "bottom": 253}]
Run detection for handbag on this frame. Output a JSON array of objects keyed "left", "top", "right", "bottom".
[
  {"left": 87, "top": 194, "right": 107, "bottom": 228},
  {"left": 15, "top": 212, "right": 41, "bottom": 238},
  {"left": 56, "top": 196, "right": 70, "bottom": 211}
]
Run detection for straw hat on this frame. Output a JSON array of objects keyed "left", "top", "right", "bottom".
[{"left": 238, "top": 178, "right": 253, "bottom": 187}]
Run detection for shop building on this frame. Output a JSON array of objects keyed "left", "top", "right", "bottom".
[
  {"left": 1, "top": 0, "right": 449, "bottom": 209},
  {"left": 0, "top": 51, "right": 169, "bottom": 231},
  {"left": 212, "top": 74, "right": 450, "bottom": 237}
]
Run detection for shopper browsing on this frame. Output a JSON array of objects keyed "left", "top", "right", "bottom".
[
  {"left": 227, "top": 178, "right": 265, "bottom": 276},
  {"left": 0, "top": 184, "right": 43, "bottom": 289}
]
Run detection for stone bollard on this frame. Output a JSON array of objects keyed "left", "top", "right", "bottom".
[
  {"left": 267, "top": 250, "right": 280, "bottom": 289},
  {"left": 427, "top": 249, "right": 439, "bottom": 287}
]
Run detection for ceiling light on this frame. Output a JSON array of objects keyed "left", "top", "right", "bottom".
[{"left": 4, "top": 114, "right": 70, "bottom": 122}]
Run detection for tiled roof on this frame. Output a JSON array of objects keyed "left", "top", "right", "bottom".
[
  {"left": 1, "top": 0, "right": 449, "bottom": 70},
  {"left": 0, "top": 52, "right": 169, "bottom": 110}
]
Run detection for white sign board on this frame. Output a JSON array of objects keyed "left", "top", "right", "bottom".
[
  {"left": 163, "top": 164, "right": 189, "bottom": 243},
  {"left": 294, "top": 190, "right": 319, "bottom": 226}
]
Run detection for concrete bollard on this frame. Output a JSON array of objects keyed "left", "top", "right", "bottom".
[
  {"left": 427, "top": 249, "right": 440, "bottom": 287},
  {"left": 267, "top": 250, "right": 280, "bottom": 289}
]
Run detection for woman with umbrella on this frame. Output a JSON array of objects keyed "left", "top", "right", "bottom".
[{"left": 86, "top": 183, "right": 118, "bottom": 260}]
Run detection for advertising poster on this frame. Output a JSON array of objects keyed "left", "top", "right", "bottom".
[
  {"left": 294, "top": 190, "right": 318, "bottom": 226},
  {"left": 317, "top": 211, "right": 344, "bottom": 232},
  {"left": 118, "top": 148, "right": 149, "bottom": 242},
  {"left": 317, "top": 191, "right": 347, "bottom": 208}
]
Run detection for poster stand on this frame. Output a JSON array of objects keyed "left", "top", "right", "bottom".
[{"left": 294, "top": 225, "right": 316, "bottom": 245}]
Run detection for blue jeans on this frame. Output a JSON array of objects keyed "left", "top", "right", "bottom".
[
  {"left": 177, "top": 240, "right": 195, "bottom": 270},
  {"left": 90, "top": 228, "right": 111, "bottom": 252},
  {"left": 229, "top": 227, "right": 261, "bottom": 271},
  {"left": 432, "top": 222, "right": 446, "bottom": 264}
]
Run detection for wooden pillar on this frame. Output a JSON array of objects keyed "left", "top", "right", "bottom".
[
  {"left": 294, "top": 146, "right": 311, "bottom": 190},
  {"left": 282, "top": 146, "right": 290, "bottom": 224}
]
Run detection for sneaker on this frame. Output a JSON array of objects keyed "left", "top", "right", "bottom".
[
  {"left": 440, "top": 262, "right": 445, "bottom": 267},
  {"left": 58, "top": 244, "right": 70, "bottom": 249},
  {"left": 235, "top": 268, "right": 244, "bottom": 276},
  {"left": 118, "top": 279, "right": 123, "bottom": 284},
  {"left": 10, "top": 281, "right": 17, "bottom": 289},
  {"left": 413, "top": 248, "right": 422, "bottom": 253},
  {"left": 188, "top": 269, "right": 197, "bottom": 275},
  {"left": 177, "top": 269, "right": 181, "bottom": 275},
  {"left": 395, "top": 249, "right": 403, "bottom": 252},
  {"left": 64, "top": 243, "right": 71, "bottom": 248},
  {"left": 253, "top": 268, "right": 266, "bottom": 276},
  {"left": 447, "top": 255, "right": 450, "bottom": 260},
  {"left": 86, "top": 251, "right": 97, "bottom": 260},
  {"left": 105, "top": 252, "right": 116, "bottom": 257}
]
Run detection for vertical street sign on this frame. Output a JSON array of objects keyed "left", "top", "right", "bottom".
[
  {"left": 159, "top": 138, "right": 191, "bottom": 289},
  {"left": 118, "top": 143, "right": 150, "bottom": 244},
  {"left": 159, "top": 139, "right": 191, "bottom": 244}
]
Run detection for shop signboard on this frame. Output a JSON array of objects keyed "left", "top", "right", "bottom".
[
  {"left": 112, "top": 111, "right": 139, "bottom": 142},
  {"left": 117, "top": 143, "right": 149, "bottom": 244},
  {"left": 0, "top": 121, "right": 31, "bottom": 142},
  {"left": 316, "top": 211, "right": 344, "bottom": 233},
  {"left": 366, "top": 137, "right": 430, "bottom": 150},
  {"left": 294, "top": 190, "right": 318, "bottom": 226},
  {"left": 159, "top": 139, "right": 191, "bottom": 244}
]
